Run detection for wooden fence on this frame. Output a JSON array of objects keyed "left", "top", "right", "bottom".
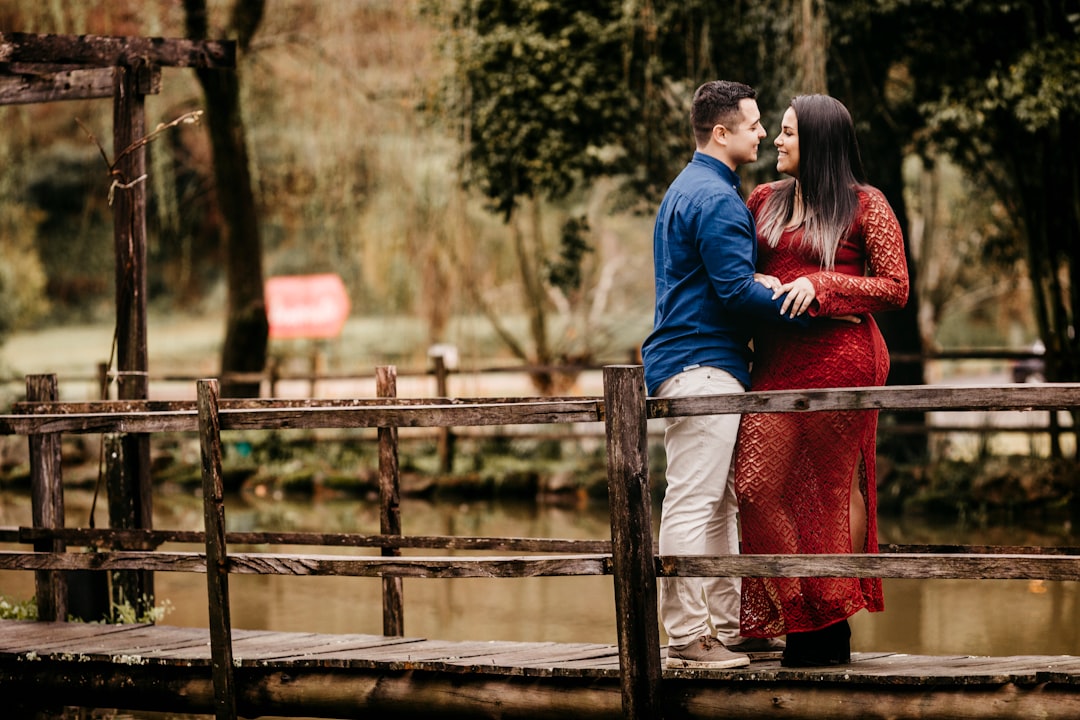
[
  {"left": 1, "top": 347, "right": 1071, "bottom": 465},
  {"left": 1, "top": 366, "right": 1079, "bottom": 719},
  {"left": 0, "top": 347, "right": 1052, "bottom": 401}
]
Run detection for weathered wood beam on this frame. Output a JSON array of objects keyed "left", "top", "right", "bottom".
[
  {"left": 197, "top": 379, "right": 238, "bottom": 720},
  {"left": 14, "top": 528, "right": 1080, "bottom": 558},
  {"left": 5, "top": 653, "right": 1080, "bottom": 720},
  {"left": 6, "top": 383, "right": 1079, "bottom": 437},
  {"left": 603, "top": 365, "right": 661, "bottom": 720},
  {"left": 11, "top": 381, "right": 1080, "bottom": 421},
  {"left": 4, "top": 550, "right": 1080, "bottom": 581},
  {"left": 15, "top": 527, "right": 617, "bottom": 554},
  {"left": 650, "top": 383, "right": 1080, "bottom": 418},
  {"left": 109, "top": 57, "right": 155, "bottom": 613},
  {"left": 0, "top": 399, "right": 605, "bottom": 435},
  {"left": 376, "top": 366, "right": 405, "bottom": 636},
  {"left": 0, "top": 550, "right": 615, "bottom": 578},
  {"left": 0, "top": 32, "right": 235, "bottom": 69},
  {"left": 26, "top": 375, "right": 66, "bottom": 622},
  {"left": 11, "top": 395, "right": 596, "bottom": 413},
  {"left": 0, "top": 65, "right": 162, "bottom": 105},
  {"left": 5, "top": 662, "right": 629, "bottom": 720},
  {"left": 660, "top": 553, "right": 1080, "bottom": 581}
]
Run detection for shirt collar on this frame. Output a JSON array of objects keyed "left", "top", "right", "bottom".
[{"left": 692, "top": 151, "right": 740, "bottom": 190}]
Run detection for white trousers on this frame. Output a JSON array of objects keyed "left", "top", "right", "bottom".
[{"left": 656, "top": 365, "right": 744, "bottom": 646}]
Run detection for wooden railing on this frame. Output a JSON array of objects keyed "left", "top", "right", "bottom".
[
  {"left": 3, "top": 349, "right": 1068, "bottom": 448},
  {"left": 0, "top": 346, "right": 1053, "bottom": 400},
  {"left": 1, "top": 366, "right": 1079, "bottom": 719}
]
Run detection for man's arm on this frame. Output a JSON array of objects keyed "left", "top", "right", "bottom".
[{"left": 699, "top": 195, "right": 811, "bottom": 326}]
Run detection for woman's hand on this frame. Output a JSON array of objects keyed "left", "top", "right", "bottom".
[
  {"left": 753, "top": 273, "right": 782, "bottom": 291},
  {"left": 775, "top": 276, "right": 816, "bottom": 317}
]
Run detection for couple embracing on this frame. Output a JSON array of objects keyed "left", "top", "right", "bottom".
[{"left": 641, "top": 80, "right": 909, "bottom": 669}]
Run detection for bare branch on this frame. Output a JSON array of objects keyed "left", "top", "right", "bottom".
[
  {"left": 113, "top": 110, "right": 204, "bottom": 168},
  {"left": 75, "top": 116, "right": 112, "bottom": 171}
]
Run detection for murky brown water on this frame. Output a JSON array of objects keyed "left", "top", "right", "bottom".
[{"left": 2, "top": 487, "right": 1078, "bottom": 719}]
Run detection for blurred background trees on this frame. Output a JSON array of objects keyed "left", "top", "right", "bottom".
[
  {"left": 0, "top": 0, "right": 1076, "bottom": 397},
  {"left": 183, "top": 0, "right": 269, "bottom": 397}
]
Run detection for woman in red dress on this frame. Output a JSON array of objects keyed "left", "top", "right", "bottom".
[{"left": 734, "top": 94, "right": 909, "bottom": 667}]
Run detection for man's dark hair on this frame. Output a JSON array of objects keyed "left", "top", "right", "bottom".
[{"left": 691, "top": 80, "right": 757, "bottom": 148}]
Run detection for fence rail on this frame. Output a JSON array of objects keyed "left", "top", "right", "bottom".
[{"left": 0, "top": 367, "right": 1078, "bottom": 719}]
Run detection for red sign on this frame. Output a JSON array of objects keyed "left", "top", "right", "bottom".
[{"left": 265, "top": 274, "right": 351, "bottom": 339}]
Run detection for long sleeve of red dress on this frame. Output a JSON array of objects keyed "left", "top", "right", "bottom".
[
  {"left": 734, "top": 183, "right": 909, "bottom": 638},
  {"left": 802, "top": 187, "right": 909, "bottom": 317}
]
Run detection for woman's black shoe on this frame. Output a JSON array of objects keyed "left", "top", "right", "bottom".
[{"left": 780, "top": 619, "right": 851, "bottom": 667}]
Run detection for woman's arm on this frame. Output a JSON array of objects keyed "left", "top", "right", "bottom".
[{"left": 805, "top": 187, "right": 909, "bottom": 317}]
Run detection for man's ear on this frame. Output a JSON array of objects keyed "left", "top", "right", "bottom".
[{"left": 712, "top": 124, "right": 728, "bottom": 147}]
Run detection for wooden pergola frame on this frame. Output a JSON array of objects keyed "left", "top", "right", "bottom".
[{"left": 0, "top": 31, "right": 236, "bottom": 614}]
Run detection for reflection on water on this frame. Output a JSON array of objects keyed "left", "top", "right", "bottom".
[
  {"left": 2, "top": 488, "right": 1078, "bottom": 660},
  {"left": 866, "top": 514, "right": 1080, "bottom": 657}
]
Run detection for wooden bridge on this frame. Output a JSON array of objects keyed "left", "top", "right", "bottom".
[
  {"left": 4, "top": 619, "right": 1079, "bottom": 719},
  {"left": 1, "top": 366, "right": 1079, "bottom": 719}
]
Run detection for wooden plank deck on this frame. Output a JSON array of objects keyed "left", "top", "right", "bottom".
[{"left": 2, "top": 620, "right": 1079, "bottom": 719}]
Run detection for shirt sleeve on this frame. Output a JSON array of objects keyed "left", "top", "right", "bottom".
[
  {"left": 700, "top": 192, "right": 811, "bottom": 326},
  {"left": 808, "top": 187, "right": 909, "bottom": 317}
]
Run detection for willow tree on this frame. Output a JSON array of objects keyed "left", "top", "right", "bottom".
[{"left": 184, "top": 0, "right": 268, "bottom": 398}]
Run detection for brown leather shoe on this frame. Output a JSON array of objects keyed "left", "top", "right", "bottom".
[{"left": 666, "top": 635, "right": 751, "bottom": 669}]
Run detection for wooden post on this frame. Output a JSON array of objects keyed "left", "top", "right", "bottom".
[
  {"left": 97, "top": 361, "right": 109, "bottom": 400},
  {"left": 603, "top": 365, "right": 662, "bottom": 719},
  {"left": 197, "top": 379, "right": 237, "bottom": 720},
  {"left": 432, "top": 355, "right": 455, "bottom": 473},
  {"left": 310, "top": 345, "right": 325, "bottom": 398},
  {"left": 267, "top": 357, "right": 280, "bottom": 398},
  {"left": 1048, "top": 409, "right": 1063, "bottom": 459},
  {"left": 376, "top": 365, "right": 404, "bottom": 636},
  {"left": 110, "top": 60, "right": 154, "bottom": 613},
  {"left": 26, "top": 374, "right": 67, "bottom": 622}
]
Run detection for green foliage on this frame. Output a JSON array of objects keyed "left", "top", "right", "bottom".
[
  {"left": 0, "top": 121, "right": 53, "bottom": 336},
  {"left": 99, "top": 595, "right": 173, "bottom": 625},
  {"left": 546, "top": 216, "right": 592, "bottom": 295},
  {"left": 893, "top": 0, "right": 1080, "bottom": 381},
  {"left": 428, "top": 0, "right": 804, "bottom": 214},
  {"left": 0, "top": 595, "right": 37, "bottom": 620},
  {"left": 881, "top": 456, "right": 1077, "bottom": 522},
  {"left": 5, "top": 0, "right": 1077, "bottom": 388},
  {"left": 0, "top": 202, "right": 50, "bottom": 338},
  {"left": 430, "top": 0, "right": 638, "bottom": 219},
  {"left": 420, "top": 0, "right": 809, "bottom": 376}
]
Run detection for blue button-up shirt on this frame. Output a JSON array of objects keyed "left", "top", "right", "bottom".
[{"left": 641, "top": 152, "right": 808, "bottom": 394}]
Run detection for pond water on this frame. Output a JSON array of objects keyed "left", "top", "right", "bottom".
[{"left": 1, "top": 487, "right": 1078, "bottom": 719}]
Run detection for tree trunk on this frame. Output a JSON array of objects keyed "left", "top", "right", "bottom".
[
  {"left": 184, "top": 0, "right": 268, "bottom": 399},
  {"left": 798, "top": 0, "right": 828, "bottom": 94}
]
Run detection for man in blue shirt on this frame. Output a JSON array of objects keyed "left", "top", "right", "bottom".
[{"left": 642, "top": 80, "right": 808, "bottom": 669}]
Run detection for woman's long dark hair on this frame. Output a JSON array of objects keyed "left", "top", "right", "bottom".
[{"left": 756, "top": 94, "right": 867, "bottom": 269}]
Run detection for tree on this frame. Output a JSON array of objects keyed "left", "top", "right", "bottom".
[
  {"left": 429, "top": 0, "right": 932, "bottom": 402},
  {"left": 908, "top": 1, "right": 1080, "bottom": 380},
  {"left": 428, "top": 0, "right": 651, "bottom": 393},
  {"left": 183, "top": 0, "right": 268, "bottom": 398},
  {"left": 843, "top": 0, "right": 1080, "bottom": 451}
]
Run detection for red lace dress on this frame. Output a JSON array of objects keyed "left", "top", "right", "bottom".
[{"left": 734, "top": 182, "right": 909, "bottom": 637}]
